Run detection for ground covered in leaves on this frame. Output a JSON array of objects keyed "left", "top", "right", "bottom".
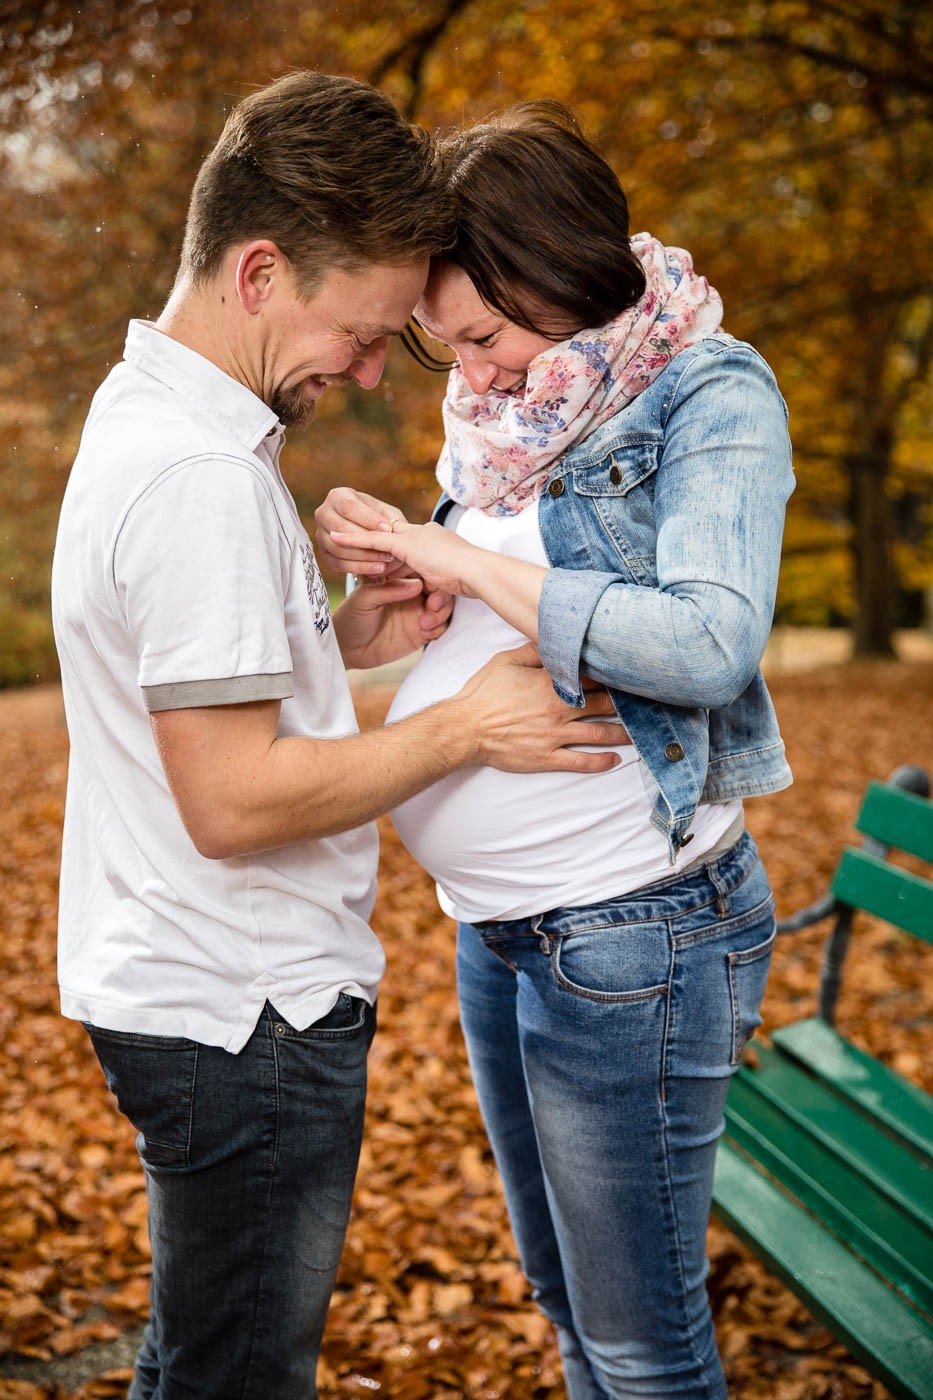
[{"left": 0, "top": 655, "right": 931, "bottom": 1399}]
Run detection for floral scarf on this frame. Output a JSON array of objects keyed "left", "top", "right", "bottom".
[{"left": 436, "top": 233, "right": 724, "bottom": 515}]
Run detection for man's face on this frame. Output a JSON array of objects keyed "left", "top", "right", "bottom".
[{"left": 266, "top": 258, "right": 429, "bottom": 428}]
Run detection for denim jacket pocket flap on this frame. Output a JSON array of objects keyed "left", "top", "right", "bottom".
[{"left": 570, "top": 438, "right": 661, "bottom": 498}]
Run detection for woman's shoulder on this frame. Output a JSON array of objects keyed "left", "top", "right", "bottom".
[
  {"left": 681, "top": 330, "right": 777, "bottom": 369},
  {"left": 616, "top": 334, "right": 784, "bottom": 432},
  {"left": 560, "top": 335, "right": 786, "bottom": 469},
  {"left": 666, "top": 331, "right": 782, "bottom": 390},
  {"left": 665, "top": 332, "right": 787, "bottom": 420}
]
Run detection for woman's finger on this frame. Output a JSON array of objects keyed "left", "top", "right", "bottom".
[{"left": 331, "top": 526, "right": 402, "bottom": 554}]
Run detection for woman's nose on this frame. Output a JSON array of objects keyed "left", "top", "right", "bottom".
[{"left": 459, "top": 352, "right": 499, "bottom": 396}]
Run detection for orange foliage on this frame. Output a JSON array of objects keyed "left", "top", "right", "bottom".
[{"left": 0, "top": 0, "right": 931, "bottom": 681}]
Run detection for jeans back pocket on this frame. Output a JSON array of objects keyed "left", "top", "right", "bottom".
[
  {"left": 727, "top": 927, "right": 776, "bottom": 1064},
  {"left": 85, "top": 1025, "right": 198, "bottom": 1167}
]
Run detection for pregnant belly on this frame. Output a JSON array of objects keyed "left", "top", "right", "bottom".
[{"left": 386, "top": 635, "right": 656, "bottom": 921}]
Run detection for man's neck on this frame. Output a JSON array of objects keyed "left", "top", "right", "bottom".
[{"left": 156, "top": 276, "right": 259, "bottom": 399}]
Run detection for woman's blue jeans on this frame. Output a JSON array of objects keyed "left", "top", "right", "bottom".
[
  {"left": 457, "top": 832, "right": 775, "bottom": 1399},
  {"left": 85, "top": 995, "right": 376, "bottom": 1400}
]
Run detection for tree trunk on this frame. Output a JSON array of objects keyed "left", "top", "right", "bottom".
[{"left": 849, "top": 426, "right": 898, "bottom": 658}]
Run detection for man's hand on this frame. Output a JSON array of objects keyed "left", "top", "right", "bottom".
[
  {"left": 315, "top": 487, "right": 408, "bottom": 578},
  {"left": 150, "top": 644, "right": 627, "bottom": 859},
  {"left": 451, "top": 643, "right": 630, "bottom": 774},
  {"left": 333, "top": 576, "right": 453, "bottom": 670}
]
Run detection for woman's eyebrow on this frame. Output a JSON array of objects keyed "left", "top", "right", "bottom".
[{"left": 419, "top": 316, "right": 496, "bottom": 342}]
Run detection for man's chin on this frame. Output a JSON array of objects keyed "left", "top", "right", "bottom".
[{"left": 270, "top": 389, "right": 317, "bottom": 430}]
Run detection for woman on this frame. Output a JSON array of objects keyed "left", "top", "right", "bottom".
[{"left": 318, "top": 101, "right": 793, "bottom": 1399}]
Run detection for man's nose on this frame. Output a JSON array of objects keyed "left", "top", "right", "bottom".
[{"left": 349, "top": 338, "right": 388, "bottom": 391}]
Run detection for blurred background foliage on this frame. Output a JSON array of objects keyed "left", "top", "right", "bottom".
[{"left": 1, "top": 0, "right": 931, "bottom": 686}]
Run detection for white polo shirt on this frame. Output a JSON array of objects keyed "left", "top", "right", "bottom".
[{"left": 51, "top": 321, "right": 383, "bottom": 1052}]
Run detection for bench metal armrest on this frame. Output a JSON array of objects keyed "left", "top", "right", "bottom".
[
  {"left": 774, "top": 765, "right": 930, "bottom": 1027},
  {"left": 776, "top": 893, "right": 838, "bottom": 935}
]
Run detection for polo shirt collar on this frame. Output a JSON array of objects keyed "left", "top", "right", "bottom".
[{"left": 122, "top": 319, "right": 282, "bottom": 454}]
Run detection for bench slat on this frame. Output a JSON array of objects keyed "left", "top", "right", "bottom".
[
  {"left": 712, "top": 1143, "right": 933, "bottom": 1400},
  {"left": 832, "top": 848, "right": 933, "bottom": 942},
  {"left": 725, "top": 1071, "right": 933, "bottom": 1312},
  {"left": 713, "top": 772, "right": 933, "bottom": 1397},
  {"left": 773, "top": 1018, "right": 933, "bottom": 1156},
  {"left": 743, "top": 1042, "right": 933, "bottom": 1229},
  {"left": 856, "top": 781, "right": 933, "bottom": 862}
]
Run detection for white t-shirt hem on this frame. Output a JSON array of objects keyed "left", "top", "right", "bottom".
[{"left": 62, "top": 981, "right": 378, "bottom": 1055}]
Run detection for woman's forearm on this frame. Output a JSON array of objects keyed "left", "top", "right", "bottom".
[{"left": 459, "top": 548, "right": 546, "bottom": 642}]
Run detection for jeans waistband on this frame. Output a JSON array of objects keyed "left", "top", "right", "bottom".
[{"left": 472, "top": 830, "right": 759, "bottom": 937}]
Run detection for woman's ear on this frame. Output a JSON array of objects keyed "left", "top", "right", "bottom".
[{"left": 235, "top": 240, "right": 281, "bottom": 314}]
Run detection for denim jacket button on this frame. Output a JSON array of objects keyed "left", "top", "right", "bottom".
[
  {"left": 609, "top": 464, "right": 622, "bottom": 485},
  {"left": 679, "top": 832, "right": 695, "bottom": 846},
  {"left": 547, "top": 478, "right": 565, "bottom": 498},
  {"left": 664, "top": 742, "right": 685, "bottom": 761}
]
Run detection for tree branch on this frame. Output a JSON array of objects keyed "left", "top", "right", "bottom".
[{"left": 370, "top": 0, "right": 474, "bottom": 118}]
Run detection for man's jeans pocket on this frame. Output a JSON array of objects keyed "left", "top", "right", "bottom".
[
  {"left": 269, "top": 992, "right": 372, "bottom": 1040},
  {"left": 84, "top": 1025, "right": 198, "bottom": 1168}
]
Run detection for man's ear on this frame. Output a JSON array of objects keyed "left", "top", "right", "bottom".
[{"left": 235, "top": 240, "right": 282, "bottom": 314}]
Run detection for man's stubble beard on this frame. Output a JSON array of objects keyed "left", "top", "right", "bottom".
[{"left": 270, "top": 384, "right": 317, "bottom": 430}]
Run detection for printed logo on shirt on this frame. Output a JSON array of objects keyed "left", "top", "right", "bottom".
[{"left": 300, "top": 541, "right": 331, "bottom": 635}]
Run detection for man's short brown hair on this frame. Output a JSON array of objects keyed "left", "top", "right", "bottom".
[{"left": 180, "top": 71, "right": 454, "bottom": 292}]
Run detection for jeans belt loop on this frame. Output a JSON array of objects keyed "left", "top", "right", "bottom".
[
  {"left": 709, "top": 863, "right": 731, "bottom": 918},
  {"left": 530, "top": 913, "right": 551, "bottom": 956}
]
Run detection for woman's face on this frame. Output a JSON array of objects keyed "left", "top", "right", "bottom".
[{"left": 415, "top": 261, "right": 565, "bottom": 396}]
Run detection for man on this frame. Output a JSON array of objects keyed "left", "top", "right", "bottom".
[{"left": 50, "top": 71, "right": 619, "bottom": 1399}]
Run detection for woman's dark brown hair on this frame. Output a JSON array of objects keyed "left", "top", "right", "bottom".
[{"left": 404, "top": 100, "right": 646, "bottom": 367}]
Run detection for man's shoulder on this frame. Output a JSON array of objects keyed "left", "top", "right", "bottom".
[
  {"left": 76, "top": 359, "right": 276, "bottom": 509},
  {"left": 88, "top": 359, "right": 259, "bottom": 461}
]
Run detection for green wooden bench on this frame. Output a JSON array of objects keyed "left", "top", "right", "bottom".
[{"left": 712, "top": 765, "right": 933, "bottom": 1399}]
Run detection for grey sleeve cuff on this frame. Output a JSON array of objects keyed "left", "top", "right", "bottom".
[{"left": 142, "top": 671, "right": 294, "bottom": 712}]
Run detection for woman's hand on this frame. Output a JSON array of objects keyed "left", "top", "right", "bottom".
[
  {"left": 332, "top": 517, "right": 548, "bottom": 643},
  {"left": 331, "top": 519, "right": 487, "bottom": 599},
  {"left": 315, "top": 488, "right": 408, "bottom": 579},
  {"left": 332, "top": 575, "right": 454, "bottom": 670}
]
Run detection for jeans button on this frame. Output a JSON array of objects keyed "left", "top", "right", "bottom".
[
  {"left": 274, "top": 1023, "right": 287, "bottom": 1036},
  {"left": 547, "top": 478, "right": 565, "bottom": 498},
  {"left": 664, "top": 742, "right": 685, "bottom": 761}
]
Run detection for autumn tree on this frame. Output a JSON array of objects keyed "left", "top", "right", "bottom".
[
  {"left": 1, "top": 0, "right": 930, "bottom": 682},
  {"left": 360, "top": 0, "right": 933, "bottom": 655},
  {"left": 654, "top": 0, "right": 933, "bottom": 656}
]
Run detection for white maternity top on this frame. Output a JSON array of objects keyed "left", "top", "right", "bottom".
[{"left": 386, "top": 501, "right": 741, "bottom": 923}]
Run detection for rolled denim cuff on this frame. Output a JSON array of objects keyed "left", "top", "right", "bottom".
[{"left": 538, "top": 568, "right": 624, "bottom": 704}]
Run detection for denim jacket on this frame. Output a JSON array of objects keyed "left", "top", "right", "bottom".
[{"left": 437, "top": 333, "right": 794, "bottom": 861}]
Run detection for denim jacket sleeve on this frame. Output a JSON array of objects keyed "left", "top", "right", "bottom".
[{"left": 538, "top": 340, "right": 793, "bottom": 709}]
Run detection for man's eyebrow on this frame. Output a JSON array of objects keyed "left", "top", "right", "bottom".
[{"left": 351, "top": 320, "right": 410, "bottom": 339}]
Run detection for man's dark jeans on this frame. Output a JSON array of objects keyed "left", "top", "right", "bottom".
[{"left": 86, "top": 995, "right": 376, "bottom": 1399}]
